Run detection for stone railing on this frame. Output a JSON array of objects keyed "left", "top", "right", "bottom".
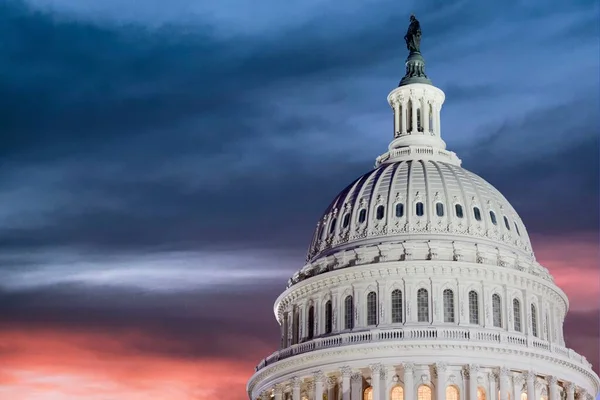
[{"left": 254, "top": 326, "right": 589, "bottom": 372}]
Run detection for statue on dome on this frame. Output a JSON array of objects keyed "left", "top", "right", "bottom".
[{"left": 404, "top": 14, "right": 422, "bottom": 53}]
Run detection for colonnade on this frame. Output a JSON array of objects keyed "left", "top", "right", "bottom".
[{"left": 258, "top": 364, "right": 591, "bottom": 400}]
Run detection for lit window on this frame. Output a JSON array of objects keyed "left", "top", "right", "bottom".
[
  {"left": 329, "top": 218, "right": 337, "bottom": 234},
  {"left": 446, "top": 386, "right": 459, "bottom": 400},
  {"left": 342, "top": 213, "right": 350, "bottom": 228},
  {"left": 469, "top": 291, "right": 479, "bottom": 325},
  {"left": 396, "top": 203, "right": 404, "bottom": 218},
  {"left": 436, "top": 202, "right": 444, "bottom": 217},
  {"left": 367, "top": 291, "right": 378, "bottom": 326},
  {"left": 531, "top": 304, "right": 538, "bottom": 337},
  {"left": 513, "top": 299, "right": 521, "bottom": 332},
  {"left": 521, "top": 394, "right": 527, "bottom": 400},
  {"left": 492, "top": 294, "right": 502, "bottom": 327},
  {"left": 391, "top": 386, "right": 404, "bottom": 400},
  {"left": 391, "top": 289, "right": 403, "bottom": 323},
  {"left": 416, "top": 202, "right": 424, "bottom": 216},
  {"left": 443, "top": 289, "right": 455, "bottom": 323},
  {"left": 307, "top": 306, "right": 315, "bottom": 339},
  {"left": 364, "top": 387, "right": 373, "bottom": 400},
  {"left": 504, "top": 216, "right": 510, "bottom": 230},
  {"left": 473, "top": 207, "right": 481, "bottom": 221},
  {"left": 376, "top": 205, "right": 385, "bottom": 220},
  {"left": 345, "top": 295, "right": 354, "bottom": 330},
  {"left": 477, "top": 388, "right": 486, "bottom": 400},
  {"left": 358, "top": 209, "right": 367, "bottom": 223},
  {"left": 325, "top": 300, "right": 333, "bottom": 334},
  {"left": 455, "top": 204, "right": 464, "bottom": 218},
  {"left": 417, "top": 385, "right": 432, "bottom": 400},
  {"left": 417, "top": 288, "right": 429, "bottom": 322},
  {"left": 490, "top": 211, "right": 497, "bottom": 225}
]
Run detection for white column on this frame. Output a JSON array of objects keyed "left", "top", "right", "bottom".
[
  {"left": 293, "top": 377, "right": 302, "bottom": 400},
  {"left": 401, "top": 101, "right": 407, "bottom": 135},
  {"left": 499, "top": 368, "right": 509, "bottom": 400},
  {"left": 436, "top": 363, "right": 447, "bottom": 400},
  {"left": 526, "top": 371, "right": 536, "bottom": 400},
  {"left": 513, "top": 375, "right": 523, "bottom": 400},
  {"left": 565, "top": 383, "right": 575, "bottom": 400},
  {"left": 370, "top": 364, "right": 382, "bottom": 400},
  {"left": 468, "top": 365, "right": 479, "bottom": 400},
  {"left": 435, "top": 104, "right": 441, "bottom": 137},
  {"left": 423, "top": 100, "right": 430, "bottom": 133},
  {"left": 351, "top": 373, "right": 363, "bottom": 400},
  {"left": 547, "top": 376, "right": 558, "bottom": 400},
  {"left": 403, "top": 363, "right": 415, "bottom": 400},
  {"left": 411, "top": 97, "right": 417, "bottom": 134},
  {"left": 489, "top": 372, "right": 498, "bottom": 400},
  {"left": 275, "top": 385, "right": 284, "bottom": 400},
  {"left": 394, "top": 101, "right": 401, "bottom": 137},
  {"left": 315, "top": 372, "right": 325, "bottom": 400},
  {"left": 342, "top": 367, "right": 352, "bottom": 400}
]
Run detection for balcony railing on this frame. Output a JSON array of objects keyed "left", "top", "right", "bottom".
[{"left": 254, "top": 326, "right": 589, "bottom": 372}]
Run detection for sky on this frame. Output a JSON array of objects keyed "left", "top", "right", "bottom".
[{"left": 0, "top": 0, "right": 598, "bottom": 399}]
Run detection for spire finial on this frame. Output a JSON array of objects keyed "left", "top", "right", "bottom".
[{"left": 399, "top": 14, "right": 432, "bottom": 86}]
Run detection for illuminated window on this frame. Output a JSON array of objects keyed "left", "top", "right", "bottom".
[
  {"left": 325, "top": 300, "right": 333, "bottom": 334},
  {"left": 391, "top": 289, "right": 403, "bottom": 323},
  {"left": 417, "top": 385, "right": 432, "bottom": 400},
  {"left": 492, "top": 294, "right": 502, "bottom": 327},
  {"left": 344, "top": 295, "right": 354, "bottom": 330},
  {"left": 446, "top": 386, "right": 459, "bottom": 400},
  {"left": 364, "top": 387, "right": 373, "bottom": 400},
  {"left": 469, "top": 291, "right": 479, "bottom": 325},
  {"left": 391, "top": 386, "right": 404, "bottom": 400},
  {"left": 477, "top": 388, "right": 486, "bottom": 400},
  {"left": 443, "top": 289, "right": 455, "bottom": 323},
  {"left": 417, "top": 288, "right": 429, "bottom": 322},
  {"left": 521, "top": 394, "right": 527, "bottom": 400},
  {"left": 367, "top": 291, "right": 378, "bottom": 326},
  {"left": 513, "top": 299, "right": 522, "bottom": 332}
]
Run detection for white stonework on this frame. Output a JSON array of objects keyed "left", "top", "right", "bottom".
[{"left": 247, "top": 60, "right": 599, "bottom": 400}]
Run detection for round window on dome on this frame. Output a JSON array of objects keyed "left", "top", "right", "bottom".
[
  {"left": 342, "top": 213, "right": 350, "bottom": 228},
  {"left": 473, "top": 207, "right": 481, "bottom": 221},
  {"left": 490, "top": 211, "right": 497, "bottom": 225},
  {"left": 435, "top": 202, "right": 444, "bottom": 217},
  {"left": 416, "top": 202, "right": 424, "bottom": 216},
  {"left": 455, "top": 204, "right": 464, "bottom": 218},
  {"left": 376, "top": 205, "right": 385, "bottom": 220},
  {"left": 358, "top": 209, "right": 367, "bottom": 224}
]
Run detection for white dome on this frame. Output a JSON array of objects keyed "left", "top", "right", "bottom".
[{"left": 307, "top": 160, "right": 533, "bottom": 265}]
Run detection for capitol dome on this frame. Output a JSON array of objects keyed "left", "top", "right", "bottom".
[{"left": 247, "top": 15, "right": 599, "bottom": 400}]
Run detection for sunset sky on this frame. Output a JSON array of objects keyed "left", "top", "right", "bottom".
[{"left": 0, "top": 0, "right": 598, "bottom": 399}]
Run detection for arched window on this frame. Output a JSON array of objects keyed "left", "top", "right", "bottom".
[
  {"left": 417, "top": 288, "right": 429, "bottom": 322},
  {"left": 407, "top": 100, "right": 413, "bottom": 132},
  {"left": 292, "top": 307, "right": 300, "bottom": 344},
  {"left": 513, "top": 298, "right": 522, "bottom": 332},
  {"left": 358, "top": 209, "right": 367, "bottom": 224},
  {"left": 391, "top": 386, "right": 404, "bottom": 400},
  {"left": 514, "top": 222, "right": 521, "bottom": 236},
  {"left": 477, "top": 388, "right": 487, "bottom": 400},
  {"left": 364, "top": 387, "right": 373, "bottom": 400},
  {"left": 391, "top": 289, "right": 403, "bottom": 323},
  {"left": 416, "top": 202, "right": 424, "bottom": 216},
  {"left": 367, "top": 291, "right": 378, "bottom": 326},
  {"left": 376, "top": 205, "right": 385, "bottom": 220},
  {"left": 490, "top": 211, "right": 497, "bottom": 225},
  {"left": 504, "top": 216, "right": 510, "bottom": 230},
  {"left": 473, "top": 207, "right": 482, "bottom": 221},
  {"left": 417, "top": 107, "right": 423, "bottom": 132},
  {"left": 282, "top": 311, "right": 289, "bottom": 348},
  {"left": 492, "top": 294, "right": 502, "bottom": 327},
  {"left": 436, "top": 202, "right": 444, "bottom": 217},
  {"left": 443, "top": 289, "right": 455, "bottom": 323},
  {"left": 469, "top": 291, "right": 479, "bottom": 325},
  {"left": 344, "top": 295, "right": 354, "bottom": 330},
  {"left": 417, "top": 385, "right": 432, "bottom": 400},
  {"left": 342, "top": 213, "right": 350, "bottom": 228},
  {"left": 325, "top": 300, "right": 333, "bottom": 334},
  {"left": 531, "top": 303, "right": 538, "bottom": 337},
  {"left": 329, "top": 218, "right": 337, "bottom": 234},
  {"left": 396, "top": 203, "right": 404, "bottom": 218},
  {"left": 446, "top": 386, "right": 459, "bottom": 400},
  {"left": 307, "top": 306, "right": 315, "bottom": 339},
  {"left": 455, "top": 204, "right": 464, "bottom": 218}
]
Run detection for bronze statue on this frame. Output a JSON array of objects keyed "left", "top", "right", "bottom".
[{"left": 404, "top": 14, "right": 421, "bottom": 53}]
